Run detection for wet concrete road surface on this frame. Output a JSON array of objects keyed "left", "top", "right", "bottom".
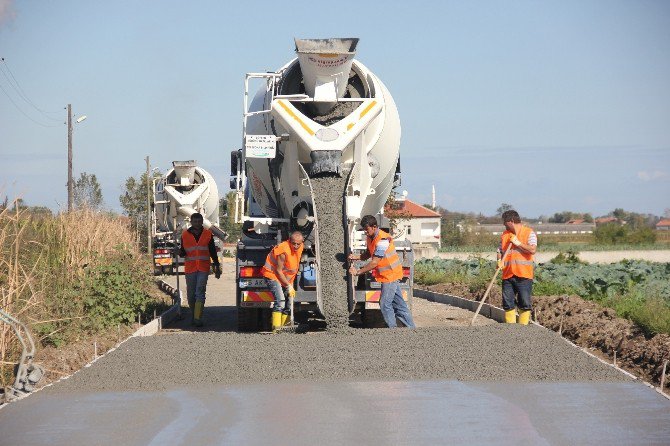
[{"left": 1, "top": 380, "right": 669, "bottom": 445}]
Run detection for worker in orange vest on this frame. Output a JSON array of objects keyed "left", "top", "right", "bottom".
[
  {"left": 179, "top": 213, "right": 221, "bottom": 327},
  {"left": 262, "top": 231, "right": 304, "bottom": 331},
  {"left": 497, "top": 209, "right": 537, "bottom": 325},
  {"left": 349, "top": 215, "right": 415, "bottom": 328}
]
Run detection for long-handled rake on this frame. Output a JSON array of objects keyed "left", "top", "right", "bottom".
[
  {"left": 470, "top": 244, "right": 513, "bottom": 326},
  {"left": 275, "top": 294, "right": 300, "bottom": 333}
]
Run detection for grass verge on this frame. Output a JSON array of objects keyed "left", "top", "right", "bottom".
[{"left": 0, "top": 206, "right": 170, "bottom": 388}]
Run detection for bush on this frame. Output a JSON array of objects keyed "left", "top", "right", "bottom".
[
  {"left": 595, "top": 223, "right": 628, "bottom": 244},
  {"left": 595, "top": 223, "right": 657, "bottom": 245},
  {"left": 550, "top": 250, "right": 586, "bottom": 265},
  {"left": 84, "top": 249, "right": 155, "bottom": 329},
  {"left": 627, "top": 227, "right": 656, "bottom": 244}
]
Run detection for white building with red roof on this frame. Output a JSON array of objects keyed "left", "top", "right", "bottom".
[
  {"left": 386, "top": 198, "right": 441, "bottom": 248},
  {"left": 656, "top": 219, "right": 670, "bottom": 231}
]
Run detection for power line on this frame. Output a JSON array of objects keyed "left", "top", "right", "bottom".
[
  {"left": 0, "top": 57, "right": 62, "bottom": 121},
  {"left": 0, "top": 82, "right": 62, "bottom": 128}
]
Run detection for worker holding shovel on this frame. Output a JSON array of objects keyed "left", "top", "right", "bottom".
[
  {"left": 498, "top": 210, "right": 537, "bottom": 325},
  {"left": 262, "top": 231, "right": 304, "bottom": 332}
]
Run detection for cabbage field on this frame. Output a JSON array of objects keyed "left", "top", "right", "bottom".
[{"left": 415, "top": 257, "right": 670, "bottom": 335}]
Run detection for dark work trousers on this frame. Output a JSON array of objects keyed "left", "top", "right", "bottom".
[{"left": 502, "top": 276, "right": 533, "bottom": 311}]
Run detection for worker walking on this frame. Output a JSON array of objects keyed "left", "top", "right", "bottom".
[
  {"left": 498, "top": 210, "right": 537, "bottom": 325},
  {"left": 179, "top": 212, "right": 221, "bottom": 327},
  {"left": 262, "top": 231, "right": 304, "bottom": 331},
  {"left": 349, "top": 215, "right": 415, "bottom": 329}
]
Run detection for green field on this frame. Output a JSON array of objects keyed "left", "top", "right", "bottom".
[{"left": 415, "top": 257, "right": 670, "bottom": 336}]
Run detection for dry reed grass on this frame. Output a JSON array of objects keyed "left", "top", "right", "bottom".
[{"left": 0, "top": 204, "right": 142, "bottom": 387}]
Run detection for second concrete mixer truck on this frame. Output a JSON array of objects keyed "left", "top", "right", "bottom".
[
  {"left": 231, "top": 38, "right": 413, "bottom": 331},
  {"left": 152, "top": 160, "right": 227, "bottom": 274}
]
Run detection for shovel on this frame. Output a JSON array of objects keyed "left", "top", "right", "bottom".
[
  {"left": 470, "top": 244, "right": 513, "bottom": 326},
  {"left": 275, "top": 294, "right": 300, "bottom": 333}
]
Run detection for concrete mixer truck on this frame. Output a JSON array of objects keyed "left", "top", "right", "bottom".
[
  {"left": 152, "top": 160, "right": 227, "bottom": 274},
  {"left": 231, "top": 38, "right": 413, "bottom": 331}
]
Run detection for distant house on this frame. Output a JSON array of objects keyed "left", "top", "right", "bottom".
[
  {"left": 595, "top": 216, "right": 619, "bottom": 225},
  {"left": 386, "top": 198, "right": 441, "bottom": 248},
  {"left": 656, "top": 219, "right": 670, "bottom": 231},
  {"left": 567, "top": 219, "right": 585, "bottom": 225}
]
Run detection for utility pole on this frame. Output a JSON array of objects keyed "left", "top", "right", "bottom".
[
  {"left": 146, "top": 156, "right": 152, "bottom": 254},
  {"left": 67, "top": 104, "right": 73, "bottom": 212}
]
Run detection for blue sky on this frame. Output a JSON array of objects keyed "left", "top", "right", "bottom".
[{"left": 1, "top": 0, "right": 669, "bottom": 217}]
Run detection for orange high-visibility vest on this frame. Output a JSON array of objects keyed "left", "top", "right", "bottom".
[
  {"left": 501, "top": 225, "right": 535, "bottom": 280},
  {"left": 367, "top": 229, "right": 403, "bottom": 283},
  {"left": 262, "top": 241, "right": 303, "bottom": 285},
  {"left": 182, "top": 229, "right": 213, "bottom": 274}
]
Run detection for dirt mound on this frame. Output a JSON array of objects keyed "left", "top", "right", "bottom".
[
  {"left": 422, "top": 283, "right": 670, "bottom": 390},
  {"left": 534, "top": 295, "right": 670, "bottom": 389}
]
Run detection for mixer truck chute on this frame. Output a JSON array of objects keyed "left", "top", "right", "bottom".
[
  {"left": 152, "top": 161, "right": 227, "bottom": 274},
  {"left": 233, "top": 38, "right": 413, "bottom": 331}
]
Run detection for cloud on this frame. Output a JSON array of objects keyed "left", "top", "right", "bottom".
[
  {"left": 0, "top": 0, "right": 16, "bottom": 26},
  {"left": 637, "top": 170, "right": 668, "bottom": 182}
]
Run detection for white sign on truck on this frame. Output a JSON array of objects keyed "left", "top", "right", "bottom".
[{"left": 245, "top": 135, "right": 277, "bottom": 158}]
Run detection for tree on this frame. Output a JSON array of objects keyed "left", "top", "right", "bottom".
[
  {"left": 627, "top": 227, "right": 656, "bottom": 244},
  {"left": 73, "top": 172, "right": 103, "bottom": 210},
  {"left": 496, "top": 203, "right": 514, "bottom": 216},
  {"left": 119, "top": 172, "right": 155, "bottom": 251},
  {"left": 594, "top": 223, "right": 628, "bottom": 245},
  {"left": 548, "top": 211, "right": 575, "bottom": 223},
  {"left": 219, "top": 191, "right": 242, "bottom": 242},
  {"left": 384, "top": 193, "right": 412, "bottom": 234},
  {"left": 11, "top": 198, "right": 26, "bottom": 211},
  {"left": 612, "top": 208, "right": 628, "bottom": 221}
]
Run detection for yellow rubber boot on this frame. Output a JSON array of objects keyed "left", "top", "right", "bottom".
[
  {"left": 504, "top": 309, "right": 517, "bottom": 324},
  {"left": 188, "top": 298, "right": 195, "bottom": 323},
  {"left": 272, "top": 311, "right": 283, "bottom": 332},
  {"left": 518, "top": 309, "right": 531, "bottom": 325},
  {"left": 193, "top": 301, "right": 204, "bottom": 327},
  {"left": 281, "top": 312, "right": 289, "bottom": 326}
]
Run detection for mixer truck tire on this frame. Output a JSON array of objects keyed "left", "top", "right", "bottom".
[
  {"left": 237, "top": 308, "right": 260, "bottom": 332},
  {"left": 236, "top": 287, "right": 258, "bottom": 332},
  {"left": 362, "top": 309, "right": 386, "bottom": 328}
]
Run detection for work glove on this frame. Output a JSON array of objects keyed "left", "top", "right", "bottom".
[
  {"left": 287, "top": 285, "right": 296, "bottom": 298},
  {"left": 497, "top": 260, "right": 503, "bottom": 269},
  {"left": 510, "top": 235, "right": 522, "bottom": 247},
  {"left": 214, "top": 265, "right": 222, "bottom": 279}
]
